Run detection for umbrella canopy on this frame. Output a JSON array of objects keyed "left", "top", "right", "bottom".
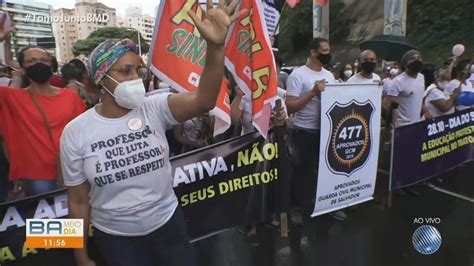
[{"left": 359, "top": 34, "right": 418, "bottom": 62}]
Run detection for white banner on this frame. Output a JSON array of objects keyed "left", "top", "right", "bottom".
[
  {"left": 261, "top": 1, "right": 280, "bottom": 35},
  {"left": 383, "top": 0, "right": 408, "bottom": 36},
  {"left": 312, "top": 83, "right": 382, "bottom": 217},
  {"left": 312, "top": 1, "right": 329, "bottom": 39}
]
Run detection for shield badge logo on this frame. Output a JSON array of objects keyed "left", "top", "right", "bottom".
[{"left": 325, "top": 100, "right": 374, "bottom": 176}]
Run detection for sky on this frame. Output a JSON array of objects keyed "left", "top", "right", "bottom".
[{"left": 44, "top": 0, "right": 161, "bottom": 17}]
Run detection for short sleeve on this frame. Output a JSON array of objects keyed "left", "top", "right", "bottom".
[
  {"left": 326, "top": 71, "right": 337, "bottom": 84},
  {"left": 286, "top": 71, "right": 302, "bottom": 97},
  {"left": 144, "top": 93, "right": 178, "bottom": 130},
  {"left": 426, "top": 88, "right": 445, "bottom": 102},
  {"left": 60, "top": 127, "right": 87, "bottom": 187},
  {"left": 385, "top": 79, "right": 401, "bottom": 97},
  {"left": 445, "top": 80, "right": 459, "bottom": 95}
]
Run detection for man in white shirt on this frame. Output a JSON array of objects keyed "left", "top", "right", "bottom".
[
  {"left": 347, "top": 50, "right": 381, "bottom": 84},
  {"left": 384, "top": 50, "right": 430, "bottom": 127},
  {"left": 286, "top": 38, "right": 347, "bottom": 221}
]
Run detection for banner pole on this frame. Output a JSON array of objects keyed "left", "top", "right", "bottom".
[
  {"left": 273, "top": 1, "right": 288, "bottom": 36},
  {"left": 388, "top": 127, "right": 395, "bottom": 208}
]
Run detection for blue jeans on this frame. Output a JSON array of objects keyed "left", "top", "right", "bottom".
[
  {"left": 93, "top": 207, "right": 196, "bottom": 266},
  {"left": 23, "top": 179, "right": 57, "bottom": 197}
]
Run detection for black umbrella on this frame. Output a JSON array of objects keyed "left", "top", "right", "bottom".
[{"left": 359, "top": 34, "right": 418, "bottom": 62}]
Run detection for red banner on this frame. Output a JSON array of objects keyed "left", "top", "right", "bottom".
[
  {"left": 315, "top": 0, "right": 329, "bottom": 6},
  {"left": 224, "top": 0, "right": 278, "bottom": 138},
  {"left": 286, "top": 0, "right": 300, "bottom": 8},
  {"left": 149, "top": 1, "right": 230, "bottom": 136}
]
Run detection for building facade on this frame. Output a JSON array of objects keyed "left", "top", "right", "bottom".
[
  {"left": 53, "top": 0, "right": 116, "bottom": 64},
  {"left": 0, "top": 0, "right": 55, "bottom": 59},
  {"left": 118, "top": 6, "right": 154, "bottom": 44}
]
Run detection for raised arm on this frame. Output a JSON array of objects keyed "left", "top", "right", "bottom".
[{"left": 167, "top": 0, "right": 245, "bottom": 123}]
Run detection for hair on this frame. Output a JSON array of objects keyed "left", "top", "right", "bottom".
[
  {"left": 309, "top": 37, "right": 329, "bottom": 52},
  {"left": 17, "top": 46, "right": 50, "bottom": 68},
  {"left": 50, "top": 56, "right": 58, "bottom": 73},
  {"left": 68, "top": 59, "right": 88, "bottom": 81},
  {"left": 451, "top": 60, "right": 470, "bottom": 80},
  {"left": 61, "top": 63, "right": 82, "bottom": 83},
  {"left": 69, "top": 59, "right": 87, "bottom": 72},
  {"left": 435, "top": 69, "right": 449, "bottom": 80},
  {"left": 400, "top": 50, "right": 421, "bottom": 71},
  {"left": 338, "top": 63, "right": 353, "bottom": 81},
  {"left": 274, "top": 55, "right": 283, "bottom": 69},
  {"left": 420, "top": 63, "right": 436, "bottom": 88}
]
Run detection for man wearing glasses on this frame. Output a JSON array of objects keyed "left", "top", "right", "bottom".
[{"left": 0, "top": 46, "right": 86, "bottom": 197}]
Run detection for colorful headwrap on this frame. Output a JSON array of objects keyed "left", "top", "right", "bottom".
[{"left": 88, "top": 38, "right": 138, "bottom": 85}]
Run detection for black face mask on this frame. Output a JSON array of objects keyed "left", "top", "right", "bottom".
[
  {"left": 25, "top": 63, "right": 52, "bottom": 83},
  {"left": 361, "top": 61, "right": 376, "bottom": 73},
  {"left": 317, "top": 53, "right": 332, "bottom": 65},
  {"left": 407, "top": 60, "right": 423, "bottom": 73}
]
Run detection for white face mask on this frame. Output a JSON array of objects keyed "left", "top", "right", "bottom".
[
  {"left": 102, "top": 75, "right": 146, "bottom": 109},
  {"left": 389, "top": 68, "right": 399, "bottom": 76},
  {"left": 343, "top": 70, "right": 353, "bottom": 78}
]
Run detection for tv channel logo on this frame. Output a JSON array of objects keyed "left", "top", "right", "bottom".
[
  {"left": 26, "top": 219, "right": 83, "bottom": 248},
  {"left": 412, "top": 225, "right": 442, "bottom": 255}
]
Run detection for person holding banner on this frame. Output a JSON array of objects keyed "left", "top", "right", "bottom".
[
  {"left": 286, "top": 38, "right": 347, "bottom": 221},
  {"left": 61, "top": 2, "right": 245, "bottom": 266}
]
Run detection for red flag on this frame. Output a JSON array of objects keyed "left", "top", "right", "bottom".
[
  {"left": 315, "top": 0, "right": 329, "bottom": 6},
  {"left": 286, "top": 0, "right": 300, "bottom": 8},
  {"left": 225, "top": 0, "right": 278, "bottom": 138},
  {"left": 149, "top": 1, "right": 230, "bottom": 136}
]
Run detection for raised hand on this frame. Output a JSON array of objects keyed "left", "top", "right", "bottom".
[{"left": 188, "top": 0, "right": 246, "bottom": 46}]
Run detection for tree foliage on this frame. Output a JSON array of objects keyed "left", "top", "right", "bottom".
[
  {"left": 277, "top": 0, "right": 352, "bottom": 64},
  {"left": 406, "top": 0, "right": 474, "bottom": 65},
  {"left": 277, "top": 0, "right": 474, "bottom": 66},
  {"left": 72, "top": 27, "right": 150, "bottom": 56}
]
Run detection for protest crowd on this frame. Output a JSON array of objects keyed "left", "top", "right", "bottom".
[{"left": 0, "top": 0, "right": 473, "bottom": 266}]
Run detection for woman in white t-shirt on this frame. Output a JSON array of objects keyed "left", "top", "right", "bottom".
[
  {"left": 445, "top": 61, "right": 474, "bottom": 111},
  {"left": 424, "top": 69, "right": 461, "bottom": 118},
  {"left": 60, "top": 4, "right": 242, "bottom": 266}
]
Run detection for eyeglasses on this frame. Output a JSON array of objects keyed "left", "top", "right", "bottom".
[{"left": 109, "top": 64, "right": 149, "bottom": 80}]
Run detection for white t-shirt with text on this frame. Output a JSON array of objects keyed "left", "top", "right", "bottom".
[
  {"left": 385, "top": 72, "right": 425, "bottom": 126},
  {"left": 61, "top": 93, "right": 179, "bottom": 236},
  {"left": 286, "top": 65, "right": 336, "bottom": 130}
]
